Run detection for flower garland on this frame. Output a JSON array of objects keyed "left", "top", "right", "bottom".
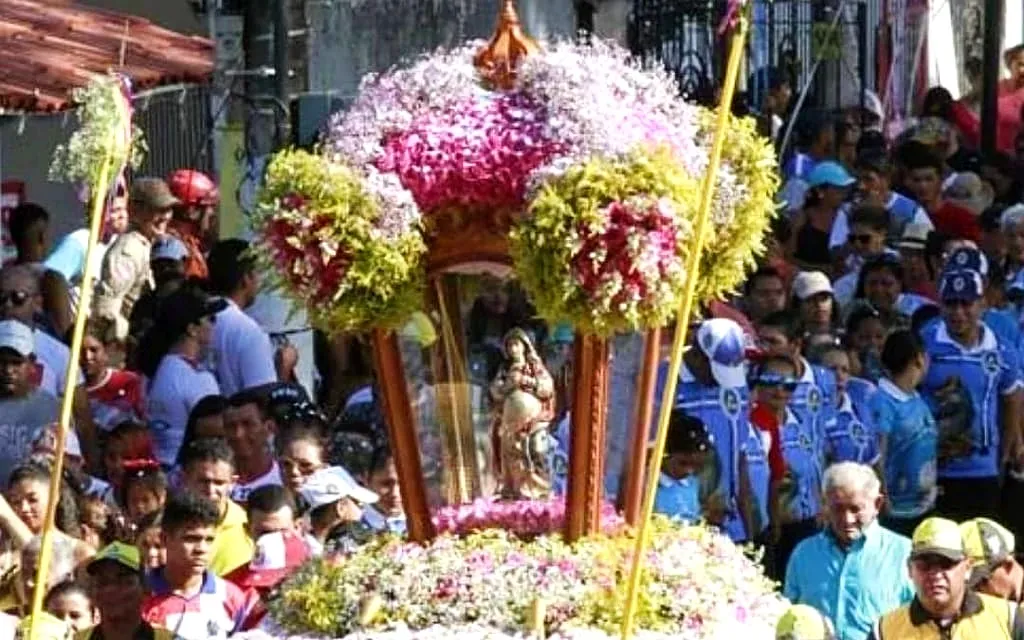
[
  {"left": 432, "top": 498, "right": 624, "bottom": 538},
  {"left": 510, "top": 150, "right": 698, "bottom": 336},
  {"left": 254, "top": 149, "right": 425, "bottom": 333},
  {"left": 690, "top": 108, "right": 781, "bottom": 304},
  {"left": 261, "top": 37, "right": 777, "bottom": 335},
  {"left": 265, "top": 519, "right": 786, "bottom": 639}
]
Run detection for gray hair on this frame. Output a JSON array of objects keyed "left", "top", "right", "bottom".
[
  {"left": 1001, "top": 204, "right": 1024, "bottom": 232},
  {"left": 22, "top": 533, "right": 77, "bottom": 583},
  {"left": 822, "top": 462, "right": 881, "bottom": 498}
]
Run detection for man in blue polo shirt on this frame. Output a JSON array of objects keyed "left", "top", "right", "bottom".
[
  {"left": 921, "top": 270, "right": 1024, "bottom": 521},
  {"left": 653, "top": 318, "right": 760, "bottom": 542}
]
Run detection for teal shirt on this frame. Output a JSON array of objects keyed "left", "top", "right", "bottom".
[{"left": 783, "top": 521, "right": 914, "bottom": 640}]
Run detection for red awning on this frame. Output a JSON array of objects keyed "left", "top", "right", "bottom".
[{"left": 0, "top": 0, "right": 214, "bottom": 113}]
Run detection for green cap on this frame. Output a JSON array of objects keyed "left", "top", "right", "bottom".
[
  {"left": 87, "top": 541, "right": 140, "bottom": 575},
  {"left": 776, "top": 604, "right": 836, "bottom": 640}
]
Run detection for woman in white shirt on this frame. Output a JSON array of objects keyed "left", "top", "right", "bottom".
[{"left": 139, "top": 287, "right": 226, "bottom": 468}]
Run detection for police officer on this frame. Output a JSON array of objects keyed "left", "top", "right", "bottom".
[{"left": 93, "top": 178, "right": 178, "bottom": 340}]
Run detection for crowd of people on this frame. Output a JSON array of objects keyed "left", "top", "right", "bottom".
[
  {"left": 6, "top": 46, "right": 1024, "bottom": 640},
  {"left": 0, "top": 170, "right": 404, "bottom": 639},
  {"left": 650, "top": 45, "right": 1024, "bottom": 640}
]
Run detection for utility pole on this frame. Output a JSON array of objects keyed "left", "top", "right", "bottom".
[
  {"left": 243, "top": 0, "right": 289, "bottom": 152},
  {"left": 981, "top": 0, "right": 1004, "bottom": 158}
]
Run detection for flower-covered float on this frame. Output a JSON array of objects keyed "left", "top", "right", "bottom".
[{"left": 251, "top": 1, "right": 783, "bottom": 638}]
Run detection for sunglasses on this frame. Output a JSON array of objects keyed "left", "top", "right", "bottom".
[
  {"left": 912, "top": 555, "right": 961, "bottom": 572},
  {"left": 851, "top": 234, "right": 875, "bottom": 245},
  {"left": 0, "top": 290, "right": 31, "bottom": 307},
  {"left": 753, "top": 373, "right": 799, "bottom": 392}
]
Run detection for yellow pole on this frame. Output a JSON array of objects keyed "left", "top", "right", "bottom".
[
  {"left": 619, "top": 14, "right": 750, "bottom": 640},
  {"left": 27, "top": 145, "right": 121, "bottom": 640}
]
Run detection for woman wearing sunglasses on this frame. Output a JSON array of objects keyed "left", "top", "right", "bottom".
[{"left": 748, "top": 355, "right": 800, "bottom": 578}]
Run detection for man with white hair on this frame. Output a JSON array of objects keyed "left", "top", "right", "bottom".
[
  {"left": 1002, "top": 204, "right": 1024, "bottom": 281},
  {"left": 784, "top": 462, "right": 914, "bottom": 640}
]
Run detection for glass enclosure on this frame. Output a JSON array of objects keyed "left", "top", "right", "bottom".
[{"left": 397, "top": 268, "right": 644, "bottom": 507}]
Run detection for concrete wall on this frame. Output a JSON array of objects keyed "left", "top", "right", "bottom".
[
  {"left": 306, "top": 0, "right": 578, "bottom": 95},
  {"left": 0, "top": 115, "right": 85, "bottom": 242}
]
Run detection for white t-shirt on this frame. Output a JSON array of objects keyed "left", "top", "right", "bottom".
[
  {"left": 247, "top": 289, "right": 319, "bottom": 399},
  {"left": 147, "top": 354, "right": 220, "bottom": 467},
  {"left": 34, "top": 328, "right": 83, "bottom": 397},
  {"left": 211, "top": 299, "right": 277, "bottom": 396},
  {"left": 230, "top": 460, "right": 283, "bottom": 504}
]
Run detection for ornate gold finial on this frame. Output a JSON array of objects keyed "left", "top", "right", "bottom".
[{"left": 474, "top": 0, "right": 539, "bottom": 90}]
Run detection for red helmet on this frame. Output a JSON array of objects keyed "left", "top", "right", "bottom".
[{"left": 167, "top": 169, "right": 219, "bottom": 207}]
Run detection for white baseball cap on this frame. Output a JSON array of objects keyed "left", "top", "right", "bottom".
[
  {"left": 695, "top": 318, "right": 747, "bottom": 389},
  {"left": 0, "top": 320, "right": 33, "bottom": 357},
  {"left": 151, "top": 235, "right": 189, "bottom": 261},
  {"left": 792, "top": 271, "right": 833, "bottom": 301},
  {"left": 300, "top": 466, "right": 378, "bottom": 511}
]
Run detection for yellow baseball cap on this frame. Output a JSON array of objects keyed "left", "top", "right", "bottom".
[
  {"left": 16, "top": 611, "right": 73, "bottom": 639},
  {"left": 87, "top": 541, "right": 141, "bottom": 575},
  {"left": 911, "top": 517, "right": 965, "bottom": 561},
  {"left": 961, "top": 518, "right": 1015, "bottom": 586},
  {"left": 776, "top": 604, "right": 837, "bottom": 640}
]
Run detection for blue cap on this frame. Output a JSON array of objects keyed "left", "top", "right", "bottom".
[
  {"left": 939, "top": 270, "right": 984, "bottom": 303},
  {"left": 944, "top": 247, "right": 989, "bottom": 278},
  {"left": 151, "top": 235, "right": 189, "bottom": 261},
  {"left": 696, "top": 318, "right": 747, "bottom": 388},
  {"left": 807, "top": 161, "right": 856, "bottom": 189}
]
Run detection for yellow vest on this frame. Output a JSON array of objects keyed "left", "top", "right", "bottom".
[
  {"left": 875, "top": 592, "right": 1021, "bottom": 640},
  {"left": 209, "top": 499, "right": 254, "bottom": 576}
]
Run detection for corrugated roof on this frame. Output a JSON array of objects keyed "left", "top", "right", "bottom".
[{"left": 0, "top": 0, "right": 214, "bottom": 113}]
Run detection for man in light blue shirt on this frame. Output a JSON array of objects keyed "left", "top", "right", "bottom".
[{"left": 784, "top": 462, "right": 914, "bottom": 640}]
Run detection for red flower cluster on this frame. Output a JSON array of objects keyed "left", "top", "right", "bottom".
[
  {"left": 570, "top": 199, "right": 685, "bottom": 311},
  {"left": 265, "top": 194, "right": 352, "bottom": 304}
]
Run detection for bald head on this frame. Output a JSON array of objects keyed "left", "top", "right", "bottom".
[{"left": 0, "top": 265, "right": 41, "bottom": 324}]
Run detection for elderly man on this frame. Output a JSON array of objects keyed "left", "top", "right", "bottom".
[
  {"left": 784, "top": 462, "right": 913, "bottom": 640},
  {"left": 962, "top": 517, "right": 1024, "bottom": 602},
  {"left": 869, "top": 517, "right": 1024, "bottom": 639}
]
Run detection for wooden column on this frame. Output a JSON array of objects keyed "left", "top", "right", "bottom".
[
  {"left": 622, "top": 328, "right": 661, "bottom": 526},
  {"left": 564, "top": 335, "right": 610, "bottom": 542},
  {"left": 370, "top": 328, "right": 436, "bottom": 543}
]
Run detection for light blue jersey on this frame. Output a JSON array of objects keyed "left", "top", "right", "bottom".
[
  {"left": 654, "top": 473, "right": 701, "bottom": 522},
  {"left": 777, "top": 406, "right": 825, "bottom": 522},
  {"left": 921, "top": 321, "right": 1023, "bottom": 478},
  {"left": 871, "top": 378, "right": 938, "bottom": 518},
  {"left": 791, "top": 359, "right": 838, "bottom": 452},
  {"left": 826, "top": 379, "right": 879, "bottom": 466},
  {"left": 653, "top": 362, "right": 751, "bottom": 541},
  {"left": 741, "top": 420, "right": 771, "bottom": 536}
]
